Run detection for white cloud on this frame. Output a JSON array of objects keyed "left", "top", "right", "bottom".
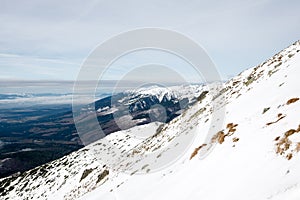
[
  {"left": 0, "top": 0, "right": 299, "bottom": 80},
  {"left": 0, "top": 53, "right": 80, "bottom": 80}
]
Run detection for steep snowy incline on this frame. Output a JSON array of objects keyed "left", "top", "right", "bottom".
[
  {"left": 1, "top": 41, "right": 300, "bottom": 200},
  {"left": 79, "top": 41, "right": 300, "bottom": 200}
]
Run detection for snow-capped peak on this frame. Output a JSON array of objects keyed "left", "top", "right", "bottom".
[{"left": 124, "top": 84, "right": 204, "bottom": 103}]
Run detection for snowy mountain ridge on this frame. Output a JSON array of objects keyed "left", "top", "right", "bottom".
[
  {"left": 1, "top": 40, "right": 300, "bottom": 200},
  {"left": 123, "top": 84, "right": 204, "bottom": 103}
]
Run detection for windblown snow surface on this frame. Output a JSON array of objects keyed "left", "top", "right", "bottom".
[{"left": 1, "top": 41, "right": 300, "bottom": 200}]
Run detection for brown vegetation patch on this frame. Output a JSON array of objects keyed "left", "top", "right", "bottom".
[
  {"left": 274, "top": 136, "right": 280, "bottom": 141},
  {"left": 131, "top": 149, "right": 141, "bottom": 155},
  {"left": 287, "top": 98, "right": 299, "bottom": 105},
  {"left": 211, "top": 123, "right": 239, "bottom": 144},
  {"left": 190, "top": 144, "right": 207, "bottom": 160},
  {"left": 262, "top": 107, "right": 270, "bottom": 114},
  {"left": 211, "top": 131, "right": 226, "bottom": 144},
  {"left": 96, "top": 170, "right": 109, "bottom": 184},
  {"left": 232, "top": 81, "right": 240, "bottom": 86},
  {"left": 218, "top": 132, "right": 226, "bottom": 144},
  {"left": 296, "top": 143, "right": 300, "bottom": 152},
  {"left": 275, "top": 124, "right": 300, "bottom": 160},
  {"left": 226, "top": 123, "right": 234, "bottom": 129},
  {"left": 266, "top": 113, "right": 286, "bottom": 126},
  {"left": 284, "top": 129, "right": 297, "bottom": 137},
  {"left": 226, "top": 123, "right": 238, "bottom": 136},
  {"left": 286, "top": 153, "right": 293, "bottom": 160},
  {"left": 197, "top": 91, "right": 209, "bottom": 102},
  {"left": 80, "top": 168, "right": 93, "bottom": 182},
  {"left": 190, "top": 122, "right": 239, "bottom": 161}
]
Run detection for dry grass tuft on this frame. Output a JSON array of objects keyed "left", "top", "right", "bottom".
[
  {"left": 226, "top": 123, "right": 238, "bottom": 136},
  {"left": 274, "top": 136, "right": 280, "bottom": 141},
  {"left": 275, "top": 124, "right": 300, "bottom": 160},
  {"left": 284, "top": 129, "right": 297, "bottom": 137},
  {"left": 287, "top": 98, "right": 299, "bottom": 105},
  {"left": 296, "top": 143, "right": 300, "bottom": 152},
  {"left": 266, "top": 113, "right": 286, "bottom": 126},
  {"left": 190, "top": 144, "right": 207, "bottom": 160},
  {"left": 286, "top": 153, "right": 293, "bottom": 160},
  {"left": 217, "top": 132, "right": 226, "bottom": 144}
]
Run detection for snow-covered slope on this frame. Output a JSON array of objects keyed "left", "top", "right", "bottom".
[{"left": 1, "top": 41, "right": 300, "bottom": 200}]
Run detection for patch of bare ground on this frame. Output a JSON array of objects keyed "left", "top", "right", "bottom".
[
  {"left": 211, "top": 123, "right": 239, "bottom": 144},
  {"left": 296, "top": 143, "right": 300, "bottom": 152},
  {"left": 189, "top": 123, "right": 239, "bottom": 160},
  {"left": 190, "top": 144, "right": 207, "bottom": 160},
  {"left": 266, "top": 113, "right": 286, "bottom": 126},
  {"left": 287, "top": 98, "right": 299, "bottom": 105},
  {"left": 275, "top": 124, "right": 300, "bottom": 160},
  {"left": 212, "top": 131, "right": 226, "bottom": 144}
]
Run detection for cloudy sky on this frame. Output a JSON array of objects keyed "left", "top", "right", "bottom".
[{"left": 0, "top": 0, "right": 300, "bottom": 82}]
